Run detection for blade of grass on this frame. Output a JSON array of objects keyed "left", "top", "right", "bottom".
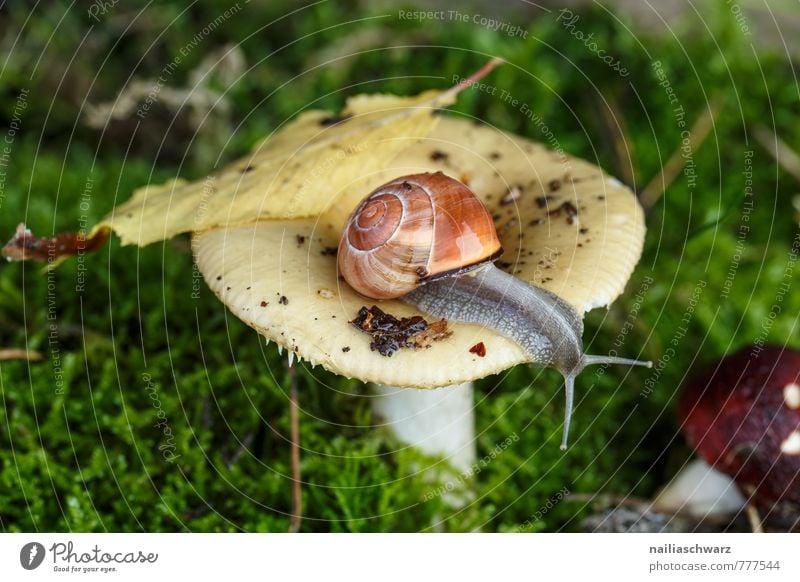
[
  {"left": 640, "top": 94, "right": 724, "bottom": 211},
  {"left": 593, "top": 90, "right": 638, "bottom": 188},
  {"left": 753, "top": 124, "right": 800, "bottom": 184}
]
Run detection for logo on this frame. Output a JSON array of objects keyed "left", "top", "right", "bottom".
[{"left": 20, "top": 542, "right": 46, "bottom": 570}]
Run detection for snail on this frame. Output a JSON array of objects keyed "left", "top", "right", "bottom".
[{"left": 338, "top": 171, "right": 652, "bottom": 449}]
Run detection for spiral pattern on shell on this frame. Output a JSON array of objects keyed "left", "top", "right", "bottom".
[{"left": 338, "top": 171, "right": 502, "bottom": 299}]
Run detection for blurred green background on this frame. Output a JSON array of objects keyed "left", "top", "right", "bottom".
[{"left": 0, "top": 0, "right": 798, "bottom": 532}]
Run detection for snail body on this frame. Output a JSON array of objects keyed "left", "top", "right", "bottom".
[{"left": 338, "top": 171, "right": 652, "bottom": 449}]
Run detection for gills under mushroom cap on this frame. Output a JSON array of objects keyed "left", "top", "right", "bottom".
[{"left": 193, "top": 116, "right": 646, "bottom": 388}]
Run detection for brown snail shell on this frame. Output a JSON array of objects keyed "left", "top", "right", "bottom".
[{"left": 338, "top": 172, "right": 502, "bottom": 299}]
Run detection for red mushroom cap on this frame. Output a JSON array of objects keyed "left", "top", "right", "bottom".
[{"left": 678, "top": 344, "right": 800, "bottom": 505}]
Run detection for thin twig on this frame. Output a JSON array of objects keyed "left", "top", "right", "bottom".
[
  {"left": 304, "top": 28, "right": 386, "bottom": 70},
  {"left": 568, "top": 492, "right": 739, "bottom": 527},
  {"left": 569, "top": 492, "right": 652, "bottom": 511},
  {"left": 745, "top": 503, "right": 764, "bottom": 533},
  {"left": 594, "top": 91, "right": 637, "bottom": 188},
  {"left": 640, "top": 94, "right": 724, "bottom": 211},
  {"left": 288, "top": 359, "right": 302, "bottom": 533},
  {"left": 200, "top": 394, "right": 213, "bottom": 430},
  {"left": 445, "top": 57, "right": 504, "bottom": 100},
  {"left": 753, "top": 124, "right": 800, "bottom": 184},
  {"left": 0, "top": 348, "right": 44, "bottom": 362},
  {"left": 223, "top": 430, "right": 255, "bottom": 469}
]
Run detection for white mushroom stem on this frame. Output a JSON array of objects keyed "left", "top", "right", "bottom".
[
  {"left": 652, "top": 458, "right": 746, "bottom": 518},
  {"left": 371, "top": 382, "right": 477, "bottom": 503}
]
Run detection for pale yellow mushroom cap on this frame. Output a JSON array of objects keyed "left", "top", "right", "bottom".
[{"left": 193, "top": 116, "right": 646, "bottom": 388}]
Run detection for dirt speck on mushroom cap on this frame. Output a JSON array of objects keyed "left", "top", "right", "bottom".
[
  {"left": 193, "top": 219, "right": 527, "bottom": 388},
  {"left": 678, "top": 344, "right": 800, "bottom": 505}
]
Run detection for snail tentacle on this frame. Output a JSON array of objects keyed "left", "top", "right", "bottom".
[{"left": 405, "top": 263, "right": 651, "bottom": 449}]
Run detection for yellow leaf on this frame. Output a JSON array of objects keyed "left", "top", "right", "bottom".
[{"left": 102, "top": 90, "right": 460, "bottom": 247}]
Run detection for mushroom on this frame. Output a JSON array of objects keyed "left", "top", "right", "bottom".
[
  {"left": 653, "top": 458, "right": 747, "bottom": 518},
  {"left": 193, "top": 115, "right": 649, "bottom": 491},
  {"left": 677, "top": 344, "right": 800, "bottom": 509}
]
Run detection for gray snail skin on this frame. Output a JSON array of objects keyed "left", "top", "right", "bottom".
[{"left": 339, "top": 171, "right": 652, "bottom": 449}]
